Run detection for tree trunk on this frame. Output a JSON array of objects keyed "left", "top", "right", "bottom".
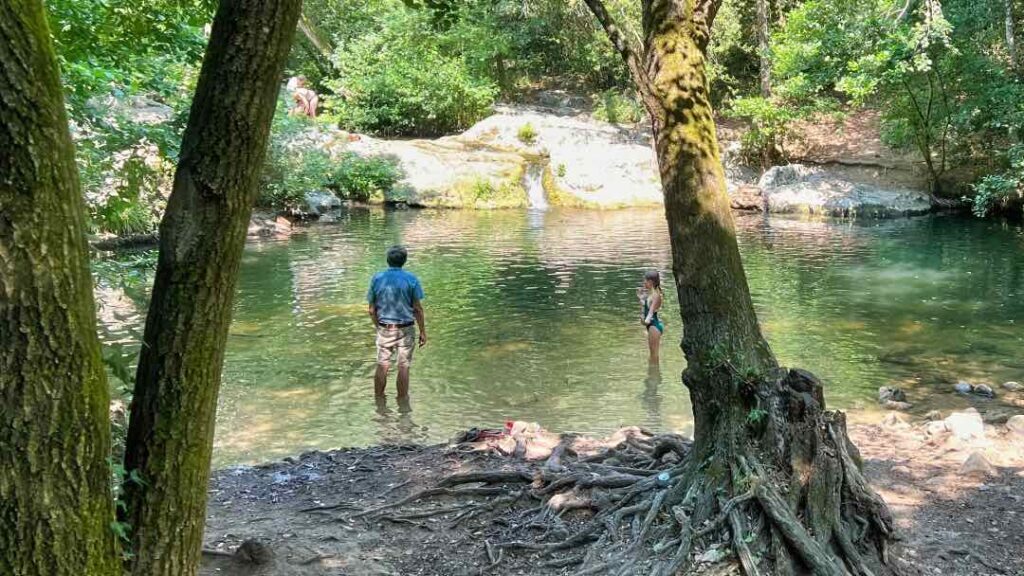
[
  {"left": 120, "top": 1, "right": 301, "bottom": 574},
  {"left": 1007, "top": 0, "right": 1018, "bottom": 72},
  {"left": 582, "top": 0, "right": 897, "bottom": 573},
  {"left": 756, "top": 0, "right": 772, "bottom": 97},
  {"left": 0, "top": 1, "right": 120, "bottom": 574}
]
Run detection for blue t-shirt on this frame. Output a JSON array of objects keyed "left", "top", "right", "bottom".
[{"left": 367, "top": 267, "right": 424, "bottom": 324}]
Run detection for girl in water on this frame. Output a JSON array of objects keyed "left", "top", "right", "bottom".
[{"left": 637, "top": 270, "right": 664, "bottom": 362}]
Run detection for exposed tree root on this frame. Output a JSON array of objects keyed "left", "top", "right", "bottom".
[{"left": 352, "top": 368, "right": 896, "bottom": 575}]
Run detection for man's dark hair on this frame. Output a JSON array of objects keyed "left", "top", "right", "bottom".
[{"left": 386, "top": 245, "right": 408, "bottom": 268}]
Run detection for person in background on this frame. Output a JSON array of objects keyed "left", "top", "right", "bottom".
[
  {"left": 367, "top": 246, "right": 426, "bottom": 401},
  {"left": 287, "top": 76, "right": 319, "bottom": 118},
  {"left": 637, "top": 270, "right": 664, "bottom": 362}
]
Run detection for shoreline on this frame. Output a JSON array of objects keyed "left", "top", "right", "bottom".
[{"left": 200, "top": 408, "right": 1024, "bottom": 576}]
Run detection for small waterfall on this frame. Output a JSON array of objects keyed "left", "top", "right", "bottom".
[{"left": 523, "top": 163, "right": 548, "bottom": 209}]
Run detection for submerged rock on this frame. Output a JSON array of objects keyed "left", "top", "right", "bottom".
[
  {"left": 1002, "top": 381, "right": 1023, "bottom": 392},
  {"left": 757, "top": 164, "right": 933, "bottom": 217},
  {"left": 878, "top": 386, "right": 908, "bottom": 403}
]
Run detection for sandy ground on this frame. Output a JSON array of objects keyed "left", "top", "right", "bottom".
[{"left": 199, "top": 402, "right": 1024, "bottom": 576}]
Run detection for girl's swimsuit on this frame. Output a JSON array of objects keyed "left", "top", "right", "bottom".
[{"left": 643, "top": 296, "right": 664, "bottom": 333}]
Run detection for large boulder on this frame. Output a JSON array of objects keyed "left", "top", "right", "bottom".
[
  {"left": 457, "top": 105, "right": 662, "bottom": 208},
  {"left": 757, "top": 164, "right": 933, "bottom": 217},
  {"left": 346, "top": 135, "right": 530, "bottom": 209}
]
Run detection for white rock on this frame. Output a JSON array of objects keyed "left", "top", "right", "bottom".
[
  {"left": 1006, "top": 415, "right": 1024, "bottom": 438},
  {"left": 1003, "top": 381, "right": 1023, "bottom": 392},
  {"left": 944, "top": 409, "right": 985, "bottom": 440},
  {"left": 758, "top": 164, "right": 932, "bottom": 217},
  {"left": 959, "top": 452, "right": 996, "bottom": 477}
]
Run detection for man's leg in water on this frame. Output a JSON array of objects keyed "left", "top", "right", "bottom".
[
  {"left": 375, "top": 362, "right": 390, "bottom": 397},
  {"left": 396, "top": 365, "right": 410, "bottom": 400}
]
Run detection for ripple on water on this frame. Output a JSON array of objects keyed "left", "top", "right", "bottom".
[{"left": 93, "top": 209, "right": 1024, "bottom": 465}]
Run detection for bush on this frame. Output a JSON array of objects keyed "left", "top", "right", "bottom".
[
  {"left": 332, "top": 153, "right": 403, "bottom": 201},
  {"left": 260, "top": 104, "right": 402, "bottom": 208},
  {"left": 327, "top": 10, "right": 497, "bottom": 137},
  {"left": 592, "top": 89, "right": 644, "bottom": 125},
  {"left": 968, "top": 144, "right": 1024, "bottom": 217}
]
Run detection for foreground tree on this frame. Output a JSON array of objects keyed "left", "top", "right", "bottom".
[
  {"left": 120, "top": 0, "right": 301, "bottom": 574},
  {"left": 0, "top": 1, "right": 119, "bottom": 573},
  {"left": 576, "top": 0, "right": 896, "bottom": 572}
]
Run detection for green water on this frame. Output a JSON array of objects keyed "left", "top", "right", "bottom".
[{"left": 94, "top": 209, "right": 1024, "bottom": 466}]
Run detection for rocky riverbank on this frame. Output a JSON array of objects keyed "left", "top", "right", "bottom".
[
  {"left": 277, "top": 101, "right": 940, "bottom": 217},
  {"left": 199, "top": 405, "right": 1024, "bottom": 576}
]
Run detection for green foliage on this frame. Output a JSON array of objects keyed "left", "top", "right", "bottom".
[
  {"left": 260, "top": 101, "right": 402, "bottom": 207},
  {"left": 969, "top": 144, "right": 1024, "bottom": 217},
  {"left": 326, "top": 7, "right": 497, "bottom": 136},
  {"left": 516, "top": 123, "right": 538, "bottom": 145},
  {"left": 333, "top": 153, "right": 403, "bottom": 201},
  {"left": 591, "top": 89, "right": 644, "bottom": 124}
]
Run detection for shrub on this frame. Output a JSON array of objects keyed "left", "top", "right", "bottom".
[
  {"left": 516, "top": 123, "right": 537, "bottom": 145},
  {"left": 968, "top": 145, "right": 1024, "bottom": 217},
  {"left": 327, "top": 10, "right": 497, "bottom": 137},
  {"left": 332, "top": 153, "right": 402, "bottom": 201},
  {"left": 592, "top": 89, "right": 644, "bottom": 125}
]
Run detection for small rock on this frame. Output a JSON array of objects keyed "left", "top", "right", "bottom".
[
  {"left": 1002, "top": 381, "right": 1023, "bottom": 392},
  {"left": 974, "top": 384, "right": 995, "bottom": 398},
  {"left": 1007, "top": 415, "right": 1024, "bottom": 438},
  {"left": 925, "top": 410, "right": 944, "bottom": 421},
  {"left": 879, "top": 386, "right": 908, "bottom": 403},
  {"left": 959, "top": 452, "right": 996, "bottom": 477},
  {"left": 944, "top": 409, "right": 985, "bottom": 440},
  {"left": 882, "top": 412, "right": 911, "bottom": 428},
  {"left": 954, "top": 381, "right": 974, "bottom": 394},
  {"left": 891, "top": 465, "right": 912, "bottom": 475},
  {"left": 925, "top": 420, "right": 949, "bottom": 436},
  {"left": 883, "top": 400, "right": 913, "bottom": 411}
]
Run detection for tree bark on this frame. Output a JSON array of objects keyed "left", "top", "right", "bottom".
[
  {"left": 757, "top": 0, "right": 772, "bottom": 96},
  {"left": 0, "top": 1, "right": 120, "bottom": 574},
  {"left": 583, "top": 1, "right": 896, "bottom": 573},
  {"left": 1007, "top": 0, "right": 1018, "bottom": 72},
  {"left": 120, "top": 1, "right": 301, "bottom": 574}
]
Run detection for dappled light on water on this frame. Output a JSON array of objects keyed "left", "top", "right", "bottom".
[{"left": 94, "top": 209, "right": 1024, "bottom": 465}]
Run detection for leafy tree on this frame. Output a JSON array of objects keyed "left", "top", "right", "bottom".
[
  {"left": 577, "top": 0, "right": 895, "bottom": 572},
  {"left": 117, "top": 0, "right": 302, "bottom": 574}
]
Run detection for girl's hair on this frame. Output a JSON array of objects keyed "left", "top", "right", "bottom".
[{"left": 644, "top": 270, "right": 662, "bottom": 292}]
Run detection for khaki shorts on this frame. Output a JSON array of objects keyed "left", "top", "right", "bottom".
[{"left": 376, "top": 325, "right": 416, "bottom": 367}]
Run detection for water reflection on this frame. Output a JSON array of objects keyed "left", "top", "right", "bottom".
[{"left": 93, "top": 208, "right": 1024, "bottom": 465}]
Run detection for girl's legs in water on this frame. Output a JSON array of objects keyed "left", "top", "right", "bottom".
[{"left": 647, "top": 325, "right": 661, "bottom": 362}]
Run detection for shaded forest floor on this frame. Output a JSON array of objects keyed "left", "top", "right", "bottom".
[{"left": 201, "top": 417, "right": 1024, "bottom": 576}]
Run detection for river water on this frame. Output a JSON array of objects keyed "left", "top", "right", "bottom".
[{"left": 94, "top": 208, "right": 1024, "bottom": 465}]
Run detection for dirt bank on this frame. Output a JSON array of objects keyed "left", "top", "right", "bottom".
[{"left": 200, "top": 411, "right": 1023, "bottom": 576}]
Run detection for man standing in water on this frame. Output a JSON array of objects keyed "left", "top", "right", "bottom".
[{"left": 367, "top": 246, "right": 426, "bottom": 401}]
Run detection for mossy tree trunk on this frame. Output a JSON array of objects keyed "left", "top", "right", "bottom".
[
  {"left": 120, "top": 1, "right": 301, "bottom": 574},
  {"left": 0, "top": 1, "right": 120, "bottom": 574},
  {"left": 583, "top": 1, "right": 896, "bottom": 573}
]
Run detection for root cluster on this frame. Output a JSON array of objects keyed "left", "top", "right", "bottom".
[{"left": 346, "top": 372, "right": 895, "bottom": 575}]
